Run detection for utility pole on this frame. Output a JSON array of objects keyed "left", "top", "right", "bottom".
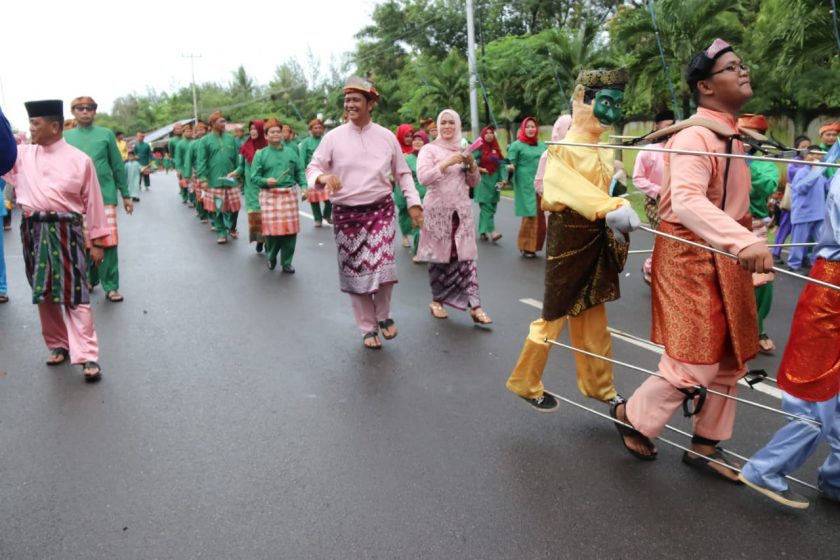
[
  {"left": 182, "top": 53, "right": 202, "bottom": 123},
  {"left": 465, "top": 0, "right": 480, "bottom": 140}
]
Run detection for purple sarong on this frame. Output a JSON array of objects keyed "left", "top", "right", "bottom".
[
  {"left": 331, "top": 195, "right": 397, "bottom": 295},
  {"left": 21, "top": 211, "right": 90, "bottom": 306},
  {"left": 428, "top": 259, "right": 480, "bottom": 310}
]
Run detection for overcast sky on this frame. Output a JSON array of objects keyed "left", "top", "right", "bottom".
[{"left": 2, "top": 0, "right": 378, "bottom": 130}]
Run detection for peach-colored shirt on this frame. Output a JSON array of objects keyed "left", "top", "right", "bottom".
[
  {"left": 305, "top": 121, "right": 420, "bottom": 208},
  {"left": 3, "top": 139, "right": 108, "bottom": 239},
  {"left": 659, "top": 107, "right": 758, "bottom": 255}
]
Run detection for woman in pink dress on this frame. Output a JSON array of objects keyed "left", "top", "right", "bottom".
[{"left": 416, "top": 109, "right": 491, "bottom": 324}]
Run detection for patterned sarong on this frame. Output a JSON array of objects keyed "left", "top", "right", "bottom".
[
  {"left": 206, "top": 187, "right": 242, "bottom": 214},
  {"left": 21, "top": 211, "right": 89, "bottom": 305},
  {"left": 651, "top": 220, "right": 759, "bottom": 367},
  {"left": 248, "top": 212, "right": 264, "bottom": 243},
  {"left": 543, "top": 209, "right": 627, "bottom": 320},
  {"left": 307, "top": 188, "right": 330, "bottom": 203},
  {"left": 260, "top": 187, "right": 300, "bottom": 236},
  {"left": 643, "top": 195, "right": 660, "bottom": 230},
  {"left": 777, "top": 259, "right": 840, "bottom": 402},
  {"left": 331, "top": 194, "right": 397, "bottom": 294},
  {"left": 84, "top": 205, "right": 118, "bottom": 249},
  {"left": 429, "top": 260, "right": 480, "bottom": 310}
]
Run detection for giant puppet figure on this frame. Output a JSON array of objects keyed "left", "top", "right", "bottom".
[{"left": 505, "top": 68, "right": 639, "bottom": 412}]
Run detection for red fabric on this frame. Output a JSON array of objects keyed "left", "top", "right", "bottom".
[
  {"left": 737, "top": 114, "right": 768, "bottom": 133},
  {"left": 239, "top": 120, "right": 268, "bottom": 164},
  {"left": 396, "top": 124, "right": 415, "bottom": 155},
  {"left": 777, "top": 259, "right": 840, "bottom": 402},
  {"left": 477, "top": 126, "right": 502, "bottom": 175},
  {"left": 517, "top": 117, "right": 538, "bottom": 145},
  {"left": 260, "top": 188, "right": 301, "bottom": 236}
]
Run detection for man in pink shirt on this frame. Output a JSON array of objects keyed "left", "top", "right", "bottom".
[
  {"left": 611, "top": 40, "right": 773, "bottom": 484},
  {"left": 632, "top": 109, "right": 674, "bottom": 284},
  {"left": 3, "top": 100, "right": 108, "bottom": 382},
  {"left": 306, "top": 77, "right": 423, "bottom": 349}
]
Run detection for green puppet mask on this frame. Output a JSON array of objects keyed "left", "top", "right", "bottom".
[{"left": 593, "top": 89, "right": 624, "bottom": 126}]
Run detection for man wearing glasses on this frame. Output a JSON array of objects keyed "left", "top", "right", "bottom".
[
  {"left": 612, "top": 39, "right": 773, "bottom": 483},
  {"left": 65, "top": 96, "right": 133, "bottom": 303}
]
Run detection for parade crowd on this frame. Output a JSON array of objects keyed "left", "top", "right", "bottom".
[{"left": 1, "top": 37, "right": 839, "bottom": 512}]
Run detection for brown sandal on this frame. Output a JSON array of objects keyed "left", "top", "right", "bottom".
[
  {"left": 469, "top": 307, "right": 493, "bottom": 325},
  {"left": 429, "top": 302, "right": 448, "bottom": 319}
]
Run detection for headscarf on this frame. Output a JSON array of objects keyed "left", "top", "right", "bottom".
[
  {"left": 396, "top": 124, "right": 415, "bottom": 154},
  {"left": 239, "top": 119, "right": 267, "bottom": 164},
  {"left": 551, "top": 115, "right": 571, "bottom": 142},
  {"left": 433, "top": 109, "right": 462, "bottom": 152},
  {"left": 413, "top": 130, "right": 429, "bottom": 147},
  {"left": 477, "top": 126, "right": 503, "bottom": 174},
  {"left": 517, "top": 116, "right": 539, "bottom": 145}
]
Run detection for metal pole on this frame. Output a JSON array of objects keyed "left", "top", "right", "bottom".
[
  {"left": 465, "top": 0, "right": 480, "bottom": 140},
  {"left": 182, "top": 53, "right": 202, "bottom": 123},
  {"left": 548, "top": 140, "right": 840, "bottom": 170},
  {"left": 639, "top": 226, "right": 840, "bottom": 292}
]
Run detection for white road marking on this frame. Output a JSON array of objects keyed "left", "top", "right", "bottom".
[{"left": 519, "top": 298, "right": 782, "bottom": 399}]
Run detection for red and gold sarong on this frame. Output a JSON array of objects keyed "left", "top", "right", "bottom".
[
  {"left": 778, "top": 259, "right": 840, "bottom": 401},
  {"left": 651, "top": 220, "right": 758, "bottom": 367}
]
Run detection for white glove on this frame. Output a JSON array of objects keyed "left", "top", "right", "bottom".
[{"left": 605, "top": 204, "right": 640, "bottom": 244}]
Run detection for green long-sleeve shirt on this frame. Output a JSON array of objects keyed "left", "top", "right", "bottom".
[
  {"left": 298, "top": 135, "right": 322, "bottom": 169},
  {"left": 250, "top": 144, "right": 307, "bottom": 189},
  {"left": 507, "top": 140, "right": 546, "bottom": 217},
  {"left": 748, "top": 159, "right": 780, "bottom": 219},
  {"left": 169, "top": 136, "right": 182, "bottom": 170},
  {"left": 472, "top": 149, "right": 503, "bottom": 205},
  {"left": 64, "top": 125, "right": 129, "bottom": 205},
  {"left": 237, "top": 155, "right": 260, "bottom": 212},
  {"left": 134, "top": 140, "right": 152, "bottom": 166},
  {"left": 197, "top": 132, "right": 238, "bottom": 187},
  {"left": 180, "top": 139, "right": 195, "bottom": 177}
]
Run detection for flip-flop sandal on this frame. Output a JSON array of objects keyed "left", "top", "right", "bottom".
[
  {"left": 363, "top": 332, "right": 382, "bottom": 350},
  {"left": 429, "top": 302, "right": 448, "bottom": 319},
  {"left": 82, "top": 361, "right": 103, "bottom": 383},
  {"left": 682, "top": 448, "right": 743, "bottom": 485},
  {"left": 378, "top": 319, "right": 398, "bottom": 340},
  {"left": 46, "top": 347, "right": 70, "bottom": 366},
  {"left": 0, "top": 294, "right": 9, "bottom": 304},
  {"left": 609, "top": 401, "right": 657, "bottom": 461},
  {"left": 469, "top": 308, "right": 493, "bottom": 325},
  {"left": 758, "top": 333, "right": 775, "bottom": 355},
  {"left": 106, "top": 291, "right": 124, "bottom": 302}
]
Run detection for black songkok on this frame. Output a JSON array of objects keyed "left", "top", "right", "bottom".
[
  {"left": 654, "top": 110, "right": 675, "bottom": 123},
  {"left": 25, "top": 99, "right": 64, "bottom": 119},
  {"left": 686, "top": 38, "right": 735, "bottom": 93}
]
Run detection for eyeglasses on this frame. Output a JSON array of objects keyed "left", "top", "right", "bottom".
[
  {"left": 73, "top": 104, "right": 97, "bottom": 112},
  {"left": 708, "top": 63, "right": 750, "bottom": 76}
]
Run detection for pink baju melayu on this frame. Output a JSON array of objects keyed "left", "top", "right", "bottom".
[
  {"left": 632, "top": 142, "right": 666, "bottom": 278},
  {"left": 4, "top": 139, "right": 108, "bottom": 364},
  {"left": 306, "top": 120, "right": 420, "bottom": 333},
  {"left": 626, "top": 107, "right": 761, "bottom": 442}
]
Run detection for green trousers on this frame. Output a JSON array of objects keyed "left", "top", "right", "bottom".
[
  {"left": 266, "top": 235, "right": 297, "bottom": 267},
  {"left": 311, "top": 201, "right": 332, "bottom": 223},
  {"left": 194, "top": 194, "right": 209, "bottom": 220},
  {"left": 212, "top": 211, "right": 239, "bottom": 239},
  {"left": 755, "top": 282, "right": 773, "bottom": 334},
  {"left": 478, "top": 201, "right": 498, "bottom": 235},
  {"left": 397, "top": 205, "right": 415, "bottom": 238},
  {"left": 88, "top": 246, "right": 119, "bottom": 292},
  {"left": 180, "top": 186, "right": 189, "bottom": 203}
]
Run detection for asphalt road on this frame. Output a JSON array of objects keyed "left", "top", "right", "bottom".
[{"left": 1, "top": 172, "right": 838, "bottom": 559}]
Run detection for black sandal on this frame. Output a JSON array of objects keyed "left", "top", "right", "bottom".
[
  {"left": 682, "top": 448, "right": 743, "bottom": 485},
  {"left": 363, "top": 332, "right": 382, "bottom": 350},
  {"left": 83, "top": 361, "right": 102, "bottom": 383},
  {"left": 46, "top": 347, "right": 70, "bottom": 366},
  {"left": 610, "top": 401, "right": 657, "bottom": 461},
  {"left": 378, "top": 318, "right": 397, "bottom": 340}
]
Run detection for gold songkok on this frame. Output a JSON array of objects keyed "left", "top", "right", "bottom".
[{"left": 575, "top": 68, "right": 628, "bottom": 90}]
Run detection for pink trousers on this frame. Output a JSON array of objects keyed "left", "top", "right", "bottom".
[
  {"left": 626, "top": 353, "right": 743, "bottom": 441},
  {"left": 349, "top": 283, "right": 394, "bottom": 333},
  {"left": 38, "top": 303, "right": 99, "bottom": 364}
]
